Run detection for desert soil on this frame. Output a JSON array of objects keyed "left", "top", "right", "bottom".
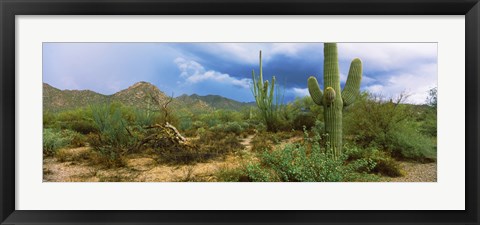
[
  {"left": 43, "top": 136, "right": 437, "bottom": 182},
  {"left": 386, "top": 161, "right": 437, "bottom": 182}
]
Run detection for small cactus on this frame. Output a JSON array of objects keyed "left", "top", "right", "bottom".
[{"left": 308, "top": 43, "right": 362, "bottom": 158}]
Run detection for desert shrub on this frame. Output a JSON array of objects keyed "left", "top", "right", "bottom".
[
  {"left": 178, "top": 116, "right": 193, "bottom": 131},
  {"left": 192, "top": 121, "right": 206, "bottom": 130},
  {"left": 215, "top": 109, "right": 243, "bottom": 123},
  {"left": 345, "top": 146, "right": 403, "bottom": 177},
  {"left": 61, "top": 129, "right": 87, "bottom": 147},
  {"left": 132, "top": 108, "right": 157, "bottom": 127},
  {"left": 210, "top": 122, "right": 244, "bottom": 134},
  {"left": 216, "top": 166, "right": 250, "bottom": 182},
  {"left": 250, "top": 132, "right": 275, "bottom": 152},
  {"left": 387, "top": 123, "right": 436, "bottom": 162},
  {"left": 157, "top": 131, "right": 243, "bottom": 165},
  {"left": 196, "top": 127, "right": 207, "bottom": 137},
  {"left": 54, "top": 108, "right": 97, "bottom": 134},
  {"left": 88, "top": 103, "right": 136, "bottom": 165},
  {"left": 55, "top": 146, "right": 93, "bottom": 163},
  {"left": 223, "top": 128, "right": 378, "bottom": 182},
  {"left": 43, "top": 128, "right": 73, "bottom": 156},
  {"left": 420, "top": 87, "right": 437, "bottom": 137},
  {"left": 249, "top": 130, "right": 302, "bottom": 152},
  {"left": 43, "top": 111, "right": 56, "bottom": 128},
  {"left": 198, "top": 113, "right": 220, "bottom": 127},
  {"left": 70, "top": 120, "right": 96, "bottom": 134},
  {"left": 241, "top": 144, "right": 377, "bottom": 182},
  {"left": 344, "top": 92, "right": 436, "bottom": 162},
  {"left": 419, "top": 107, "right": 437, "bottom": 137},
  {"left": 292, "top": 112, "right": 316, "bottom": 130},
  {"left": 194, "top": 131, "right": 243, "bottom": 157},
  {"left": 344, "top": 93, "right": 411, "bottom": 148},
  {"left": 254, "top": 123, "right": 267, "bottom": 133}
]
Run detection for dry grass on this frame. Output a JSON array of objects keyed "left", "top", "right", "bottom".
[{"left": 44, "top": 145, "right": 250, "bottom": 182}]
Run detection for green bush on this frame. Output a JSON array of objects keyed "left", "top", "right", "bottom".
[
  {"left": 344, "top": 92, "right": 436, "bottom": 162},
  {"left": 345, "top": 146, "right": 403, "bottom": 177},
  {"left": 132, "top": 108, "right": 157, "bottom": 127},
  {"left": 43, "top": 128, "right": 73, "bottom": 156},
  {"left": 178, "top": 117, "right": 193, "bottom": 131},
  {"left": 54, "top": 108, "right": 97, "bottom": 134},
  {"left": 158, "top": 131, "right": 243, "bottom": 165},
  {"left": 216, "top": 127, "right": 380, "bottom": 182},
  {"left": 387, "top": 123, "right": 436, "bottom": 162},
  {"left": 250, "top": 132, "right": 274, "bottom": 152},
  {"left": 419, "top": 108, "right": 437, "bottom": 137},
  {"left": 241, "top": 143, "right": 377, "bottom": 182},
  {"left": 88, "top": 103, "right": 136, "bottom": 164},
  {"left": 43, "top": 111, "right": 56, "bottom": 128},
  {"left": 216, "top": 167, "right": 249, "bottom": 182},
  {"left": 210, "top": 122, "right": 244, "bottom": 134},
  {"left": 292, "top": 112, "right": 316, "bottom": 130},
  {"left": 62, "top": 129, "right": 87, "bottom": 147}
]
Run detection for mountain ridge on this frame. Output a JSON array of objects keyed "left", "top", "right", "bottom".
[{"left": 43, "top": 81, "right": 254, "bottom": 112}]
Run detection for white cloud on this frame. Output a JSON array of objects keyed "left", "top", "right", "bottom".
[
  {"left": 362, "top": 75, "right": 376, "bottom": 85},
  {"left": 290, "top": 88, "right": 309, "bottom": 97},
  {"left": 174, "top": 57, "right": 251, "bottom": 89},
  {"left": 366, "top": 84, "right": 384, "bottom": 93},
  {"left": 364, "top": 63, "right": 437, "bottom": 104},
  {"left": 338, "top": 43, "right": 437, "bottom": 72},
  {"left": 334, "top": 43, "right": 437, "bottom": 104},
  {"left": 340, "top": 72, "right": 347, "bottom": 83}
]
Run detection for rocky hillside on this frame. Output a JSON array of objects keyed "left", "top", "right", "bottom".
[
  {"left": 176, "top": 94, "right": 254, "bottom": 111},
  {"left": 43, "top": 82, "right": 253, "bottom": 112},
  {"left": 43, "top": 83, "right": 107, "bottom": 111},
  {"left": 111, "top": 81, "right": 169, "bottom": 110}
]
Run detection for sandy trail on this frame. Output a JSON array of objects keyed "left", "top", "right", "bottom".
[{"left": 387, "top": 161, "right": 437, "bottom": 182}]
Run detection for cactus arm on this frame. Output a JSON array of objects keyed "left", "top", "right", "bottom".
[
  {"left": 251, "top": 70, "right": 258, "bottom": 99},
  {"left": 259, "top": 50, "right": 263, "bottom": 85},
  {"left": 324, "top": 87, "right": 336, "bottom": 106},
  {"left": 307, "top": 76, "right": 323, "bottom": 106},
  {"left": 269, "top": 76, "right": 275, "bottom": 107},
  {"left": 342, "top": 58, "right": 362, "bottom": 106}
]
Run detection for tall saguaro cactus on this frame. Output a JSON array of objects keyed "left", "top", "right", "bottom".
[
  {"left": 252, "top": 51, "right": 279, "bottom": 132},
  {"left": 308, "top": 43, "right": 362, "bottom": 158}
]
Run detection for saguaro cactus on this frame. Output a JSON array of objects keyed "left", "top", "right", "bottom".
[
  {"left": 308, "top": 43, "right": 362, "bottom": 158},
  {"left": 251, "top": 51, "right": 279, "bottom": 132}
]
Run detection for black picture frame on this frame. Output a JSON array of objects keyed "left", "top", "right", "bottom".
[{"left": 1, "top": 0, "right": 479, "bottom": 224}]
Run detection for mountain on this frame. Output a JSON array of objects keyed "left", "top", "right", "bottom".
[
  {"left": 111, "top": 81, "right": 169, "bottom": 110},
  {"left": 43, "top": 83, "right": 107, "bottom": 111},
  {"left": 43, "top": 82, "right": 253, "bottom": 112},
  {"left": 175, "top": 94, "right": 255, "bottom": 111}
]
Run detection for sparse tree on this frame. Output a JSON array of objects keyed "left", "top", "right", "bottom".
[{"left": 427, "top": 87, "right": 437, "bottom": 109}]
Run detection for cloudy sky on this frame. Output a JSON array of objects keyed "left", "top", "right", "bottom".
[{"left": 43, "top": 43, "right": 437, "bottom": 104}]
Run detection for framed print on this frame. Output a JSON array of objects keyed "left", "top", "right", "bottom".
[{"left": 1, "top": 0, "right": 479, "bottom": 224}]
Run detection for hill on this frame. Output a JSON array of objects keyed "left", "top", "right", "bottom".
[
  {"left": 175, "top": 94, "right": 255, "bottom": 111},
  {"left": 43, "top": 82, "right": 253, "bottom": 112}
]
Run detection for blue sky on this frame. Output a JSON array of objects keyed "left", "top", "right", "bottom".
[{"left": 43, "top": 43, "right": 437, "bottom": 104}]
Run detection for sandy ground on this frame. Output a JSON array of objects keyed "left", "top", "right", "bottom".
[
  {"left": 43, "top": 148, "right": 252, "bottom": 182},
  {"left": 387, "top": 161, "right": 437, "bottom": 182},
  {"left": 43, "top": 136, "right": 256, "bottom": 182},
  {"left": 43, "top": 136, "right": 437, "bottom": 182}
]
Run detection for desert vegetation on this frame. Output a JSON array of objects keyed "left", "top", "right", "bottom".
[{"left": 43, "top": 43, "right": 437, "bottom": 182}]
